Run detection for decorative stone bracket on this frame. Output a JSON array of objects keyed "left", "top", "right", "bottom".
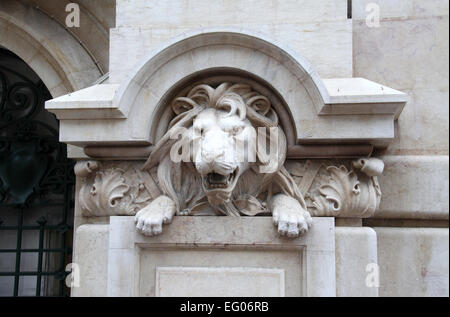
[
  {"left": 75, "top": 161, "right": 159, "bottom": 216},
  {"left": 47, "top": 29, "right": 403, "bottom": 226},
  {"left": 75, "top": 157, "right": 384, "bottom": 219},
  {"left": 287, "top": 158, "right": 384, "bottom": 218}
]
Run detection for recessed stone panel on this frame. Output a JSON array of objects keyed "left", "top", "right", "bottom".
[{"left": 154, "top": 267, "right": 286, "bottom": 297}]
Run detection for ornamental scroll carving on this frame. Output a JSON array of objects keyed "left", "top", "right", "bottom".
[
  {"left": 76, "top": 157, "right": 383, "bottom": 218},
  {"left": 286, "top": 158, "right": 383, "bottom": 218},
  {"left": 75, "top": 161, "right": 158, "bottom": 216}
]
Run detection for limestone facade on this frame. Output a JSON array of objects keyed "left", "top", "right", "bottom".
[{"left": 0, "top": 0, "right": 448, "bottom": 297}]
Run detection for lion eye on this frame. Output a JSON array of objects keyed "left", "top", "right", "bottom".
[
  {"left": 229, "top": 126, "right": 243, "bottom": 135},
  {"left": 194, "top": 127, "right": 203, "bottom": 136}
]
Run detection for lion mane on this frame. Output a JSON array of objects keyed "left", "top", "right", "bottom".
[{"left": 142, "top": 82, "right": 306, "bottom": 216}]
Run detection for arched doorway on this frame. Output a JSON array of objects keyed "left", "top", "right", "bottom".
[{"left": 0, "top": 48, "right": 74, "bottom": 296}]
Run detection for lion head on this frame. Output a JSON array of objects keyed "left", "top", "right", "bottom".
[{"left": 142, "top": 82, "right": 306, "bottom": 216}]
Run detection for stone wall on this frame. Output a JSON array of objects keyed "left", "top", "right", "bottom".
[
  {"left": 353, "top": 0, "right": 449, "bottom": 296},
  {"left": 68, "top": 0, "right": 449, "bottom": 297},
  {"left": 1, "top": 0, "right": 447, "bottom": 297},
  {"left": 110, "top": 0, "right": 352, "bottom": 83}
]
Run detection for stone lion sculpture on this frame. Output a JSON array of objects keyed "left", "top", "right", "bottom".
[{"left": 135, "top": 82, "right": 312, "bottom": 237}]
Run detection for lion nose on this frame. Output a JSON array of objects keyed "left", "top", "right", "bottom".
[{"left": 202, "top": 150, "right": 225, "bottom": 162}]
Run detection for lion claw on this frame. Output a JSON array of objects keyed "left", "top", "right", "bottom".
[
  {"left": 135, "top": 195, "right": 176, "bottom": 236},
  {"left": 270, "top": 194, "right": 312, "bottom": 238}
]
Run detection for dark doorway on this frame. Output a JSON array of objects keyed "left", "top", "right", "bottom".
[{"left": 0, "top": 48, "right": 74, "bottom": 297}]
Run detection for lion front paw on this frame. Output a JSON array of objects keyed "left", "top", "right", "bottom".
[
  {"left": 270, "top": 194, "right": 312, "bottom": 238},
  {"left": 135, "top": 195, "right": 176, "bottom": 236}
]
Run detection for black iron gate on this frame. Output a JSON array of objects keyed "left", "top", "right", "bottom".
[{"left": 0, "top": 49, "right": 74, "bottom": 297}]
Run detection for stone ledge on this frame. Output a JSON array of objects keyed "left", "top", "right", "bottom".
[
  {"left": 321, "top": 78, "right": 407, "bottom": 118},
  {"left": 45, "top": 84, "right": 122, "bottom": 119}
]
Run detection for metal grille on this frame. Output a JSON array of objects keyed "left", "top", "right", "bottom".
[{"left": 0, "top": 49, "right": 74, "bottom": 297}]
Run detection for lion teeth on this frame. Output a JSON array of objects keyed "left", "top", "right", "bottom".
[{"left": 205, "top": 172, "right": 234, "bottom": 189}]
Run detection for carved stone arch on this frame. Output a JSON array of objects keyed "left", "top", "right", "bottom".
[
  {"left": 48, "top": 27, "right": 406, "bottom": 151},
  {"left": 113, "top": 27, "right": 329, "bottom": 145},
  {"left": 0, "top": 1, "right": 101, "bottom": 97}
]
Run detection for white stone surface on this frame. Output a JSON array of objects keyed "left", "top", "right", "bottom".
[
  {"left": 71, "top": 224, "right": 109, "bottom": 297},
  {"left": 352, "top": 0, "right": 449, "bottom": 21},
  {"left": 388, "top": 89, "right": 449, "bottom": 155},
  {"left": 107, "top": 216, "right": 336, "bottom": 297},
  {"left": 376, "top": 155, "right": 449, "bottom": 219},
  {"left": 353, "top": 1, "right": 449, "bottom": 155},
  {"left": 322, "top": 78, "right": 407, "bottom": 117},
  {"left": 375, "top": 227, "right": 449, "bottom": 297},
  {"left": 351, "top": 4, "right": 449, "bottom": 279},
  {"left": 45, "top": 84, "right": 122, "bottom": 119},
  {"left": 109, "top": 22, "right": 352, "bottom": 83},
  {"left": 155, "top": 267, "right": 285, "bottom": 297},
  {"left": 139, "top": 248, "right": 303, "bottom": 297},
  {"left": 354, "top": 15, "right": 449, "bottom": 90},
  {"left": 115, "top": 0, "right": 348, "bottom": 27},
  {"left": 335, "top": 227, "right": 378, "bottom": 297},
  {"left": 111, "top": 0, "right": 351, "bottom": 80}
]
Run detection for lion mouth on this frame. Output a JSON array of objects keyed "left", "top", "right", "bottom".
[{"left": 203, "top": 169, "right": 238, "bottom": 191}]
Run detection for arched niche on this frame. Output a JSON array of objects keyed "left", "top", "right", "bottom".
[
  {"left": 113, "top": 28, "right": 330, "bottom": 145},
  {"left": 149, "top": 68, "right": 298, "bottom": 146}
]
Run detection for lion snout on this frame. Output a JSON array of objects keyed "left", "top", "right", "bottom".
[{"left": 195, "top": 159, "right": 236, "bottom": 177}]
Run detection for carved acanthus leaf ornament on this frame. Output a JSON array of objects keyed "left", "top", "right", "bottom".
[
  {"left": 286, "top": 158, "right": 383, "bottom": 218},
  {"left": 77, "top": 157, "right": 384, "bottom": 218},
  {"left": 75, "top": 161, "right": 157, "bottom": 216}
]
